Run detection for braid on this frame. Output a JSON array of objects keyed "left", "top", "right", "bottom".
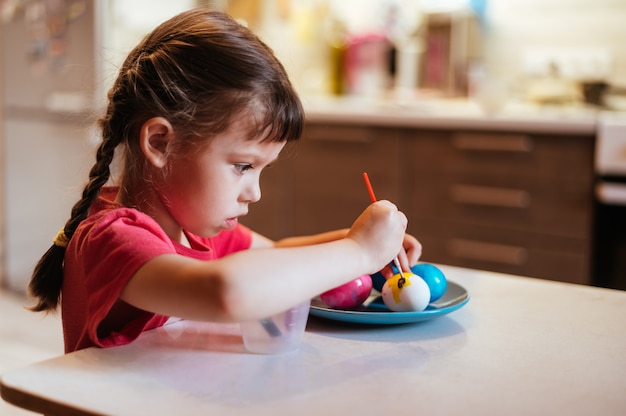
[
  {"left": 65, "top": 131, "right": 118, "bottom": 238},
  {"left": 28, "top": 113, "right": 120, "bottom": 312}
]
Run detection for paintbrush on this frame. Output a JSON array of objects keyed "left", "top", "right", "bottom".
[{"left": 362, "top": 172, "right": 404, "bottom": 276}]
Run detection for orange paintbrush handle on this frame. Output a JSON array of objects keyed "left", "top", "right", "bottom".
[
  {"left": 362, "top": 171, "right": 404, "bottom": 275},
  {"left": 363, "top": 172, "right": 377, "bottom": 203}
]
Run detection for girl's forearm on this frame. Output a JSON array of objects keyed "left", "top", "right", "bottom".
[
  {"left": 218, "top": 237, "right": 372, "bottom": 318},
  {"left": 273, "top": 229, "right": 349, "bottom": 248},
  {"left": 123, "top": 237, "right": 372, "bottom": 323}
]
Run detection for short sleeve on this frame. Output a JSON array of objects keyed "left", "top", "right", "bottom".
[{"left": 62, "top": 209, "right": 174, "bottom": 351}]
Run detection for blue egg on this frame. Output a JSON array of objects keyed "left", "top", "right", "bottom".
[
  {"left": 411, "top": 263, "right": 447, "bottom": 302},
  {"left": 370, "top": 271, "right": 386, "bottom": 292}
]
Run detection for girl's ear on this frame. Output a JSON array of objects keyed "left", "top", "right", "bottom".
[{"left": 139, "top": 117, "right": 175, "bottom": 168}]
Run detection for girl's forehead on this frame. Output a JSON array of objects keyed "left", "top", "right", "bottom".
[
  {"left": 227, "top": 110, "right": 280, "bottom": 143},
  {"left": 218, "top": 115, "right": 268, "bottom": 143},
  {"left": 208, "top": 123, "right": 285, "bottom": 156}
]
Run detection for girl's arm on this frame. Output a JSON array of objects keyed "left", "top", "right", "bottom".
[
  {"left": 120, "top": 201, "right": 408, "bottom": 323},
  {"left": 249, "top": 229, "right": 349, "bottom": 249},
  {"left": 252, "top": 228, "right": 422, "bottom": 276}
]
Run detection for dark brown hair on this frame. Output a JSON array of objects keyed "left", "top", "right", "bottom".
[{"left": 29, "top": 8, "right": 303, "bottom": 312}]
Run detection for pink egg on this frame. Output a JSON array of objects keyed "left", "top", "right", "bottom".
[{"left": 320, "top": 274, "right": 373, "bottom": 309}]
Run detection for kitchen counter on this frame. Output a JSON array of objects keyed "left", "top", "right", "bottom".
[
  {"left": 302, "top": 95, "right": 599, "bottom": 135},
  {"left": 2, "top": 265, "right": 625, "bottom": 416}
]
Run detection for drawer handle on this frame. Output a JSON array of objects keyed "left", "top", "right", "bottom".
[
  {"left": 452, "top": 133, "right": 533, "bottom": 152},
  {"left": 450, "top": 184, "right": 530, "bottom": 208},
  {"left": 448, "top": 238, "right": 528, "bottom": 266}
]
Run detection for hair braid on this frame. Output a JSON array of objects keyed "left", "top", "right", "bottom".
[
  {"left": 65, "top": 133, "right": 118, "bottom": 238},
  {"left": 28, "top": 119, "right": 120, "bottom": 312}
]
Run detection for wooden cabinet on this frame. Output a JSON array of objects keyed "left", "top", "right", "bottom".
[
  {"left": 239, "top": 148, "right": 295, "bottom": 240},
  {"left": 242, "top": 122, "right": 595, "bottom": 285},
  {"left": 243, "top": 124, "right": 401, "bottom": 239},
  {"left": 291, "top": 124, "right": 401, "bottom": 235},
  {"left": 402, "top": 130, "right": 594, "bottom": 284}
]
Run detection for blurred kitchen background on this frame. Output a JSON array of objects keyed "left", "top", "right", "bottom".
[{"left": 1, "top": 0, "right": 626, "bottom": 297}]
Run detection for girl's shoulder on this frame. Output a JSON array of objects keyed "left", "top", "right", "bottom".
[
  {"left": 75, "top": 186, "right": 172, "bottom": 249},
  {"left": 83, "top": 206, "right": 170, "bottom": 246}
]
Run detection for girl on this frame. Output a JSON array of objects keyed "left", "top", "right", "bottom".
[{"left": 29, "top": 9, "right": 421, "bottom": 353}]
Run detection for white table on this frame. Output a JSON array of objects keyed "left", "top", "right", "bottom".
[{"left": 2, "top": 265, "right": 625, "bottom": 416}]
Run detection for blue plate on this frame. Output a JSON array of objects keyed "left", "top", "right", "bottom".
[{"left": 309, "top": 281, "right": 469, "bottom": 325}]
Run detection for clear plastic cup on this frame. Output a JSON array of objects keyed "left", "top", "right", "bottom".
[{"left": 241, "top": 300, "right": 311, "bottom": 354}]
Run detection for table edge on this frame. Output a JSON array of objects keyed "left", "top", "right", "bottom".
[{"left": 1, "top": 376, "right": 103, "bottom": 416}]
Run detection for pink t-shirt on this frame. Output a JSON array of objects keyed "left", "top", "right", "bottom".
[{"left": 61, "top": 187, "right": 252, "bottom": 352}]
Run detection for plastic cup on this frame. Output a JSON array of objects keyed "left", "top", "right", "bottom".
[{"left": 241, "top": 300, "right": 311, "bottom": 354}]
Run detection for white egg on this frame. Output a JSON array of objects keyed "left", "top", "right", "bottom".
[{"left": 381, "top": 272, "right": 431, "bottom": 312}]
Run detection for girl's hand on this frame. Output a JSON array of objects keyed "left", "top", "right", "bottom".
[
  {"left": 346, "top": 200, "right": 408, "bottom": 273},
  {"left": 380, "top": 233, "right": 422, "bottom": 279},
  {"left": 397, "top": 232, "right": 422, "bottom": 272}
]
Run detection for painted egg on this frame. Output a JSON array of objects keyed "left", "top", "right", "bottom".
[
  {"left": 320, "top": 274, "right": 373, "bottom": 309},
  {"left": 370, "top": 271, "right": 386, "bottom": 292},
  {"left": 381, "top": 272, "right": 430, "bottom": 312},
  {"left": 411, "top": 263, "right": 448, "bottom": 302}
]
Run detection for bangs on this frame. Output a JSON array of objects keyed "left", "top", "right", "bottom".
[
  {"left": 183, "top": 87, "right": 303, "bottom": 146},
  {"left": 239, "top": 89, "right": 304, "bottom": 144}
]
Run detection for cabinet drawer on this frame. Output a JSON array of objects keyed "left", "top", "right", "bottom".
[
  {"left": 404, "top": 130, "right": 594, "bottom": 181},
  {"left": 411, "top": 174, "right": 593, "bottom": 239},
  {"left": 412, "top": 220, "right": 590, "bottom": 284}
]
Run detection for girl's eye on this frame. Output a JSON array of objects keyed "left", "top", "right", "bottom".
[{"left": 235, "top": 164, "right": 253, "bottom": 174}]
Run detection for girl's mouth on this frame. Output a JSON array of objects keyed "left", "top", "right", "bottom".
[{"left": 224, "top": 217, "right": 238, "bottom": 229}]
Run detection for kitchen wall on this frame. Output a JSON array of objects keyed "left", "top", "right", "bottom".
[
  {"left": 245, "top": 0, "right": 626, "bottom": 98},
  {"left": 86, "top": 0, "right": 626, "bottom": 100},
  {"left": 484, "top": 0, "right": 626, "bottom": 89}
]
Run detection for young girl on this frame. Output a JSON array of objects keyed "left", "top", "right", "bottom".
[{"left": 29, "top": 9, "right": 421, "bottom": 353}]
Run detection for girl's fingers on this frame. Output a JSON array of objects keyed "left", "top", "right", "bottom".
[{"left": 380, "top": 264, "right": 395, "bottom": 279}]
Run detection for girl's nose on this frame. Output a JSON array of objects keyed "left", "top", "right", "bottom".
[{"left": 242, "top": 179, "right": 262, "bottom": 203}]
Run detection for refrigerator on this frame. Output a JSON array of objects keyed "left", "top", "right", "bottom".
[
  {"left": 1, "top": 0, "right": 98, "bottom": 293},
  {"left": 0, "top": 0, "right": 198, "bottom": 292}
]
